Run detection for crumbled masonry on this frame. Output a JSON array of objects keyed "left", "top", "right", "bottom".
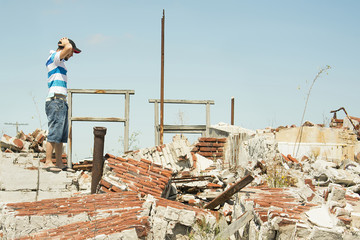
[{"left": 1, "top": 117, "right": 360, "bottom": 239}]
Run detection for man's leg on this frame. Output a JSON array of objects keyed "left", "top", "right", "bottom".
[
  {"left": 45, "top": 141, "right": 56, "bottom": 167},
  {"left": 54, "top": 142, "right": 65, "bottom": 169}
]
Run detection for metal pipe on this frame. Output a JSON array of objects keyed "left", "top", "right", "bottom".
[
  {"left": 160, "top": 9, "right": 165, "bottom": 145},
  {"left": 231, "top": 97, "right": 235, "bottom": 125},
  {"left": 67, "top": 91, "right": 73, "bottom": 168},
  {"left": 91, "top": 126, "right": 107, "bottom": 194},
  {"left": 124, "top": 92, "right": 130, "bottom": 152}
]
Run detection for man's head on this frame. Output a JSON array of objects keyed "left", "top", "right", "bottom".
[{"left": 57, "top": 38, "right": 81, "bottom": 61}]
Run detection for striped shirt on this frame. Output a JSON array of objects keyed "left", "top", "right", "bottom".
[{"left": 46, "top": 50, "right": 67, "bottom": 98}]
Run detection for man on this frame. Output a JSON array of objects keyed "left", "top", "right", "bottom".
[{"left": 44, "top": 37, "right": 81, "bottom": 172}]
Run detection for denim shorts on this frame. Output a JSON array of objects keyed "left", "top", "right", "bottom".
[{"left": 45, "top": 99, "right": 68, "bottom": 143}]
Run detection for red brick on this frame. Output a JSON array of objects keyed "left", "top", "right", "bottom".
[
  {"left": 191, "top": 146, "right": 199, "bottom": 152},
  {"left": 199, "top": 137, "right": 218, "bottom": 142},
  {"left": 207, "top": 183, "right": 222, "bottom": 188},
  {"left": 100, "top": 179, "right": 112, "bottom": 189},
  {"left": 338, "top": 216, "right": 351, "bottom": 225},
  {"left": 217, "top": 138, "right": 227, "bottom": 143},
  {"left": 199, "top": 147, "right": 218, "bottom": 152},
  {"left": 127, "top": 158, "right": 139, "bottom": 166},
  {"left": 116, "top": 156, "right": 128, "bottom": 162},
  {"left": 199, "top": 152, "right": 223, "bottom": 158},
  {"left": 137, "top": 162, "right": 150, "bottom": 170},
  {"left": 140, "top": 158, "right": 152, "bottom": 165},
  {"left": 196, "top": 142, "right": 214, "bottom": 147},
  {"left": 287, "top": 154, "right": 299, "bottom": 163},
  {"left": 13, "top": 138, "right": 24, "bottom": 149}
]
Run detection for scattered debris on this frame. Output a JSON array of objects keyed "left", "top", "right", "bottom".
[
  {"left": 0, "top": 129, "right": 47, "bottom": 153},
  {"left": 1, "top": 119, "right": 360, "bottom": 239}
]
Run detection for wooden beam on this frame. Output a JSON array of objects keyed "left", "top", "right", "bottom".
[
  {"left": 68, "top": 89, "right": 134, "bottom": 94},
  {"left": 70, "top": 117, "right": 126, "bottom": 122},
  {"left": 204, "top": 174, "right": 254, "bottom": 209},
  {"left": 149, "top": 99, "right": 214, "bottom": 105},
  {"left": 215, "top": 211, "right": 254, "bottom": 240}
]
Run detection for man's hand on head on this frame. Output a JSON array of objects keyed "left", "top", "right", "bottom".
[
  {"left": 58, "top": 37, "right": 70, "bottom": 47},
  {"left": 58, "top": 37, "right": 73, "bottom": 60}
]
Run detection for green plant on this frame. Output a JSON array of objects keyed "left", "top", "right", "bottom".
[
  {"left": 308, "top": 147, "right": 321, "bottom": 160},
  {"left": 266, "top": 163, "right": 295, "bottom": 188},
  {"left": 187, "top": 216, "right": 220, "bottom": 240}
]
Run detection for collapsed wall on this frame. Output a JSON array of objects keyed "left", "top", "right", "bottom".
[
  {"left": 0, "top": 189, "right": 217, "bottom": 239},
  {"left": 275, "top": 126, "right": 359, "bottom": 163}
]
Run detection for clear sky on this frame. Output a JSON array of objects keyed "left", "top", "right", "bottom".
[{"left": 1, "top": 0, "right": 359, "bottom": 161}]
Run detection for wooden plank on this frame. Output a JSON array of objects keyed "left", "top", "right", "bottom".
[
  {"left": 204, "top": 174, "right": 254, "bottom": 209},
  {"left": 71, "top": 117, "right": 126, "bottom": 122},
  {"left": 163, "top": 125, "right": 206, "bottom": 131},
  {"left": 215, "top": 211, "right": 254, "bottom": 240},
  {"left": 149, "top": 99, "right": 214, "bottom": 105},
  {"left": 68, "top": 89, "right": 135, "bottom": 94}
]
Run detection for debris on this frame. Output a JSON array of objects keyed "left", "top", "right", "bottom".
[
  {"left": 215, "top": 211, "right": 254, "bottom": 240},
  {"left": 1, "top": 129, "right": 47, "bottom": 153},
  {"left": 1, "top": 120, "right": 360, "bottom": 239},
  {"left": 204, "top": 174, "right": 254, "bottom": 209}
]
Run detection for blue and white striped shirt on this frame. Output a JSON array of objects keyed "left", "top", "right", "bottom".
[{"left": 46, "top": 50, "right": 67, "bottom": 98}]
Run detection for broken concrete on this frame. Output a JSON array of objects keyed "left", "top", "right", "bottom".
[
  {"left": 1, "top": 118, "right": 360, "bottom": 239},
  {"left": 0, "top": 152, "right": 91, "bottom": 203}
]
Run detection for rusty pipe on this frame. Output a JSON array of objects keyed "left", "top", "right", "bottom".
[
  {"left": 231, "top": 97, "right": 235, "bottom": 125},
  {"left": 91, "top": 126, "right": 107, "bottom": 194},
  {"left": 160, "top": 9, "right": 165, "bottom": 145}
]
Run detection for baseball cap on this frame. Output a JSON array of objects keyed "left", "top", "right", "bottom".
[{"left": 68, "top": 39, "right": 81, "bottom": 54}]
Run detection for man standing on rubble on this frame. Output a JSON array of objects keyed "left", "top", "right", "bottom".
[{"left": 44, "top": 37, "right": 81, "bottom": 172}]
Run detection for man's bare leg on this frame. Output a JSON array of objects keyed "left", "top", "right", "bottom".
[
  {"left": 45, "top": 141, "right": 56, "bottom": 167},
  {"left": 54, "top": 142, "right": 65, "bottom": 169}
]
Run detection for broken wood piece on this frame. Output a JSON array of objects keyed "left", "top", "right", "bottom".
[
  {"left": 214, "top": 210, "right": 254, "bottom": 240},
  {"left": 204, "top": 174, "right": 254, "bottom": 209}
]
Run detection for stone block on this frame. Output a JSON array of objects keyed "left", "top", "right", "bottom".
[
  {"left": 178, "top": 209, "right": 196, "bottom": 226},
  {"left": 164, "top": 206, "right": 180, "bottom": 221},
  {"left": 309, "top": 226, "right": 343, "bottom": 240}
]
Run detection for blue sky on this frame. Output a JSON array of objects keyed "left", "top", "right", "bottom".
[{"left": 1, "top": 0, "right": 359, "bottom": 161}]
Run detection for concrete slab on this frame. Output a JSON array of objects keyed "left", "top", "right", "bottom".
[{"left": 0, "top": 153, "right": 87, "bottom": 203}]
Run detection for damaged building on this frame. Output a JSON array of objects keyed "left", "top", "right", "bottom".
[{"left": 1, "top": 114, "right": 360, "bottom": 239}]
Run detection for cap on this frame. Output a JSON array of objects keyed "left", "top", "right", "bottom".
[{"left": 68, "top": 39, "right": 81, "bottom": 54}]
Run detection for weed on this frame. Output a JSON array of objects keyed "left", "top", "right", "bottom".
[{"left": 266, "top": 163, "right": 296, "bottom": 188}]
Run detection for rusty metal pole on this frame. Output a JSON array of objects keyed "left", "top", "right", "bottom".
[
  {"left": 231, "top": 97, "right": 235, "bottom": 125},
  {"left": 91, "top": 126, "right": 107, "bottom": 194},
  {"left": 160, "top": 9, "right": 165, "bottom": 145}
]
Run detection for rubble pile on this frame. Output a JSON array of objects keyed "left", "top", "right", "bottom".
[
  {"left": 98, "top": 130, "right": 360, "bottom": 239},
  {"left": 191, "top": 137, "right": 226, "bottom": 160},
  {"left": 0, "top": 129, "right": 47, "bottom": 153},
  {"left": 0, "top": 190, "right": 217, "bottom": 239},
  {"left": 99, "top": 153, "right": 173, "bottom": 196},
  {"left": 1, "top": 120, "right": 360, "bottom": 239},
  {"left": 124, "top": 134, "right": 195, "bottom": 173}
]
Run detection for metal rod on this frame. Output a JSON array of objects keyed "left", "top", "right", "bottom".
[
  {"left": 160, "top": 9, "right": 165, "bottom": 145},
  {"left": 124, "top": 93, "right": 130, "bottom": 152},
  {"left": 149, "top": 99, "right": 215, "bottom": 104},
  {"left": 154, "top": 101, "right": 159, "bottom": 146},
  {"left": 91, "top": 127, "right": 107, "bottom": 194},
  {"left": 231, "top": 96, "right": 235, "bottom": 125},
  {"left": 206, "top": 103, "right": 210, "bottom": 137},
  {"left": 67, "top": 91, "right": 73, "bottom": 168}
]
